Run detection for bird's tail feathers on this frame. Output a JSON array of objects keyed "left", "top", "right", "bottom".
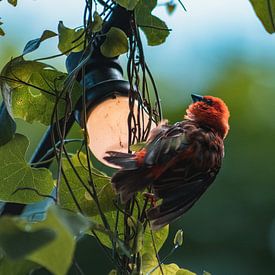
[
  {"left": 104, "top": 151, "right": 138, "bottom": 169},
  {"left": 147, "top": 200, "right": 195, "bottom": 230},
  {"left": 111, "top": 168, "right": 153, "bottom": 203}
]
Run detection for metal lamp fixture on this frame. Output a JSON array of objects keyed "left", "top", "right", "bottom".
[
  {"left": 65, "top": 5, "right": 156, "bottom": 166},
  {"left": 66, "top": 51, "right": 142, "bottom": 167}
]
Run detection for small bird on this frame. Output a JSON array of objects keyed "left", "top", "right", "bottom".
[{"left": 104, "top": 94, "right": 230, "bottom": 230}]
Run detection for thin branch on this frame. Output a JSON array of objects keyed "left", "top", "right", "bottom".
[{"left": 11, "top": 187, "right": 56, "bottom": 202}]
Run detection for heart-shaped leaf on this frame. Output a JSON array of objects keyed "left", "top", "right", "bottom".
[
  {"left": 0, "top": 134, "right": 54, "bottom": 203},
  {"left": 58, "top": 21, "right": 84, "bottom": 55},
  {"left": 100, "top": 27, "right": 128, "bottom": 58},
  {"left": 0, "top": 57, "right": 81, "bottom": 125},
  {"left": 60, "top": 152, "right": 116, "bottom": 216},
  {"left": 135, "top": 0, "right": 170, "bottom": 46}
]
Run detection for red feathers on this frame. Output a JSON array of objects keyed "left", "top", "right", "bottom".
[
  {"left": 134, "top": 148, "right": 147, "bottom": 166},
  {"left": 104, "top": 94, "right": 230, "bottom": 230},
  {"left": 185, "top": 95, "right": 230, "bottom": 138}
]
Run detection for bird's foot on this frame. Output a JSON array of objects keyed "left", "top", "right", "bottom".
[{"left": 143, "top": 192, "right": 158, "bottom": 207}]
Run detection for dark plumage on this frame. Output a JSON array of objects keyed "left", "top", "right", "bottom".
[{"left": 104, "top": 94, "right": 230, "bottom": 230}]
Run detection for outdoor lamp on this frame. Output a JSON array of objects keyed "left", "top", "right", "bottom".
[{"left": 67, "top": 52, "right": 153, "bottom": 167}]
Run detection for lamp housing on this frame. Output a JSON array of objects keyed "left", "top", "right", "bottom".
[{"left": 66, "top": 52, "right": 153, "bottom": 166}]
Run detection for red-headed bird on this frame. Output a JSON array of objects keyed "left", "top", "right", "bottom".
[{"left": 104, "top": 94, "right": 230, "bottom": 230}]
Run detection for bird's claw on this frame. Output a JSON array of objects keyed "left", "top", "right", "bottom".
[{"left": 143, "top": 192, "right": 158, "bottom": 207}]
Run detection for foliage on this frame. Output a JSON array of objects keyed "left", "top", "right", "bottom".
[
  {"left": 59, "top": 152, "right": 116, "bottom": 216},
  {"left": 100, "top": 27, "right": 129, "bottom": 58},
  {"left": 0, "top": 206, "right": 91, "bottom": 275},
  {"left": 0, "top": 134, "right": 54, "bottom": 203},
  {"left": 0, "top": 57, "right": 82, "bottom": 125},
  {"left": 142, "top": 253, "right": 196, "bottom": 275},
  {"left": 249, "top": 0, "right": 275, "bottom": 33},
  {"left": 0, "top": 0, "right": 190, "bottom": 266},
  {"left": 58, "top": 22, "right": 84, "bottom": 55},
  {"left": 135, "top": 0, "right": 170, "bottom": 46},
  {"left": 0, "top": 0, "right": 272, "bottom": 274}
]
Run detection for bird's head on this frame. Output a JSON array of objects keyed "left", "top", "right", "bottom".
[{"left": 185, "top": 94, "right": 230, "bottom": 138}]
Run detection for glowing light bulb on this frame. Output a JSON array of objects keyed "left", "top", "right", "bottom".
[{"left": 86, "top": 94, "right": 154, "bottom": 167}]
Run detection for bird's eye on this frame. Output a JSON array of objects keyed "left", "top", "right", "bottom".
[{"left": 204, "top": 99, "right": 213, "bottom": 106}]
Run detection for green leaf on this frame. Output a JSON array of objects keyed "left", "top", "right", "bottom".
[
  {"left": 26, "top": 206, "right": 87, "bottom": 275},
  {"left": 130, "top": 141, "right": 146, "bottom": 151},
  {"left": 51, "top": 206, "right": 91, "bottom": 237},
  {"left": 92, "top": 211, "right": 120, "bottom": 248},
  {"left": 173, "top": 229, "right": 184, "bottom": 247},
  {"left": 249, "top": 0, "right": 275, "bottom": 33},
  {"left": 0, "top": 134, "right": 54, "bottom": 203},
  {"left": 0, "top": 103, "right": 16, "bottom": 146},
  {"left": 114, "top": 0, "right": 140, "bottom": 10},
  {"left": 135, "top": 0, "right": 170, "bottom": 46},
  {"left": 23, "top": 30, "right": 57, "bottom": 55},
  {"left": 0, "top": 206, "right": 91, "bottom": 275},
  {"left": 8, "top": 0, "right": 17, "bottom": 7},
  {"left": 58, "top": 21, "right": 84, "bottom": 55},
  {"left": 91, "top": 11, "right": 103, "bottom": 33},
  {"left": 142, "top": 224, "right": 168, "bottom": 255},
  {"left": 0, "top": 57, "right": 81, "bottom": 125},
  {"left": 100, "top": 27, "right": 129, "bottom": 58},
  {"left": 176, "top": 270, "right": 197, "bottom": 275},
  {"left": 60, "top": 152, "right": 116, "bottom": 216},
  {"left": 0, "top": 28, "right": 5, "bottom": 36},
  {"left": 142, "top": 253, "right": 196, "bottom": 275},
  {"left": 92, "top": 194, "right": 168, "bottom": 255},
  {"left": 0, "top": 257, "right": 39, "bottom": 275},
  {"left": 0, "top": 206, "right": 90, "bottom": 275},
  {"left": 108, "top": 270, "right": 118, "bottom": 275},
  {"left": 0, "top": 217, "right": 56, "bottom": 260}
]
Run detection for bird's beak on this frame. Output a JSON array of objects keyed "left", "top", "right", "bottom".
[{"left": 191, "top": 94, "right": 204, "bottom": 103}]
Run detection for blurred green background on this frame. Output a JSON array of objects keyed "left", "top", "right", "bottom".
[{"left": 1, "top": 0, "right": 275, "bottom": 274}]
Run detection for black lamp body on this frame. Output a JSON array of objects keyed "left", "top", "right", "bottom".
[{"left": 66, "top": 51, "right": 130, "bottom": 128}]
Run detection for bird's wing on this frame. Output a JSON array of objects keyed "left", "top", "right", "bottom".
[
  {"left": 144, "top": 122, "right": 190, "bottom": 166},
  {"left": 104, "top": 121, "right": 193, "bottom": 203},
  {"left": 147, "top": 167, "right": 219, "bottom": 230},
  {"left": 144, "top": 123, "right": 224, "bottom": 230}
]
